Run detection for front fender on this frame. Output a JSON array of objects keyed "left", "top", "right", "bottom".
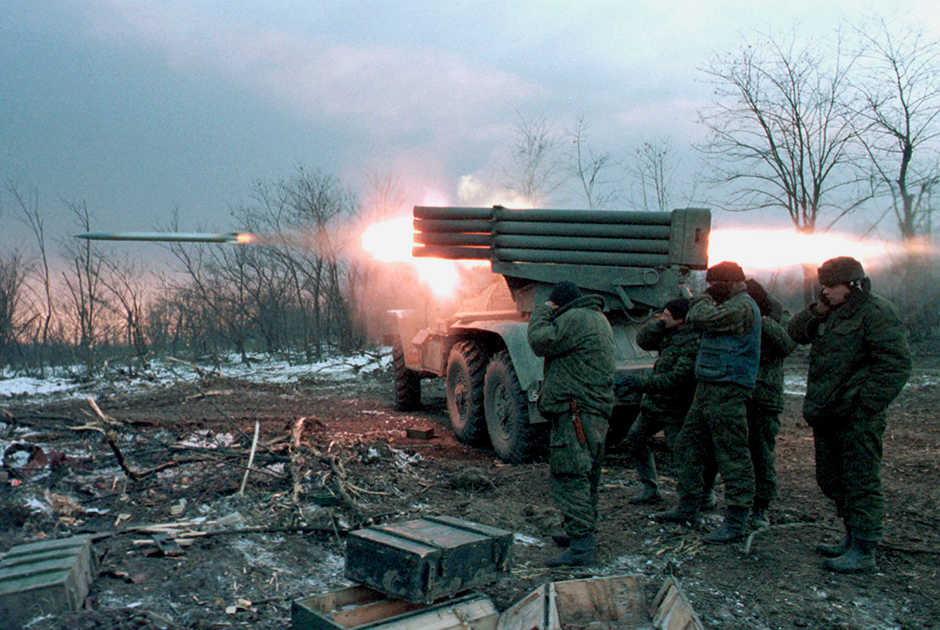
[{"left": 451, "top": 320, "right": 543, "bottom": 392}]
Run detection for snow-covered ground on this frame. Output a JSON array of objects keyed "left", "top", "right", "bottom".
[{"left": 0, "top": 351, "right": 393, "bottom": 404}]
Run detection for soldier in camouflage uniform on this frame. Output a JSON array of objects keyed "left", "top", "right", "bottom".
[
  {"left": 788, "top": 257, "right": 911, "bottom": 573},
  {"left": 528, "top": 281, "right": 616, "bottom": 567},
  {"left": 653, "top": 261, "right": 761, "bottom": 544},
  {"left": 744, "top": 279, "right": 797, "bottom": 530},
  {"left": 615, "top": 298, "right": 714, "bottom": 506}
]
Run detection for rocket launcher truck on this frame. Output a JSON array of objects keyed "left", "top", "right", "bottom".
[{"left": 388, "top": 205, "right": 711, "bottom": 463}]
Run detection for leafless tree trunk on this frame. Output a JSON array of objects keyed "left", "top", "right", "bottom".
[
  {"left": 277, "top": 166, "right": 360, "bottom": 358},
  {"left": 8, "top": 183, "right": 55, "bottom": 376},
  {"left": 0, "top": 251, "right": 31, "bottom": 370},
  {"left": 624, "top": 135, "right": 684, "bottom": 213},
  {"left": 567, "top": 116, "right": 620, "bottom": 209},
  {"left": 60, "top": 200, "right": 107, "bottom": 377},
  {"left": 505, "top": 112, "right": 568, "bottom": 207},
  {"left": 698, "top": 28, "right": 868, "bottom": 304},
  {"left": 101, "top": 254, "right": 152, "bottom": 371}
]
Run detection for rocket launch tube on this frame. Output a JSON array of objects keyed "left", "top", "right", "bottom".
[
  {"left": 413, "top": 205, "right": 676, "bottom": 225},
  {"left": 495, "top": 249, "right": 670, "bottom": 267},
  {"left": 412, "top": 245, "right": 491, "bottom": 260},
  {"left": 414, "top": 231, "right": 670, "bottom": 253},
  {"left": 494, "top": 207, "right": 673, "bottom": 225},
  {"left": 413, "top": 206, "right": 495, "bottom": 220},
  {"left": 412, "top": 219, "right": 493, "bottom": 234},
  {"left": 414, "top": 232, "right": 493, "bottom": 247},
  {"left": 413, "top": 218, "right": 672, "bottom": 240},
  {"left": 412, "top": 244, "right": 672, "bottom": 266},
  {"left": 493, "top": 235, "right": 670, "bottom": 253},
  {"left": 494, "top": 221, "right": 671, "bottom": 239}
]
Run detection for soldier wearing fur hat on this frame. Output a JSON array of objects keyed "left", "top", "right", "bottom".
[
  {"left": 653, "top": 261, "right": 761, "bottom": 544},
  {"left": 788, "top": 256, "right": 911, "bottom": 573},
  {"left": 528, "top": 281, "right": 616, "bottom": 567}
]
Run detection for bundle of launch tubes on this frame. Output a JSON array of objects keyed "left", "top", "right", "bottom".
[{"left": 411, "top": 206, "right": 710, "bottom": 270}]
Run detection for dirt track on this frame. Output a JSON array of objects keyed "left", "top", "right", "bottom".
[{"left": 2, "top": 352, "right": 939, "bottom": 630}]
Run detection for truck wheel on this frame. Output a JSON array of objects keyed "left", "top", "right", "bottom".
[
  {"left": 446, "top": 341, "right": 489, "bottom": 445},
  {"left": 393, "top": 338, "right": 421, "bottom": 411},
  {"left": 484, "top": 350, "right": 546, "bottom": 464}
]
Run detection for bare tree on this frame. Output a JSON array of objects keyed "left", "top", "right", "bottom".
[
  {"left": 851, "top": 17, "right": 940, "bottom": 239},
  {"left": 0, "top": 251, "right": 31, "bottom": 370},
  {"left": 698, "top": 28, "right": 867, "bottom": 302},
  {"left": 505, "top": 112, "right": 568, "bottom": 207},
  {"left": 567, "top": 116, "right": 620, "bottom": 209},
  {"left": 363, "top": 171, "right": 408, "bottom": 220},
  {"left": 8, "top": 183, "right": 56, "bottom": 376},
  {"left": 165, "top": 225, "right": 255, "bottom": 364},
  {"left": 850, "top": 16, "right": 940, "bottom": 336},
  {"left": 279, "top": 166, "right": 362, "bottom": 354},
  {"left": 101, "top": 254, "right": 153, "bottom": 371},
  {"left": 60, "top": 200, "right": 107, "bottom": 376},
  {"left": 624, "top": 135, "right": 684, "bottom": 213}
]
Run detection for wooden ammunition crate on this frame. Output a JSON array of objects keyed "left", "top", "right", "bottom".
[
  {"left": 344, "top": 515, "right": 513, "bottom": 604},
  {"left": 0, "top": 535, "right": 97, "bottom": 626},
  {"left": 292, "top": 584, "right": 498, "bottom": 630},
  {"left": 497, "top": 574, "right": 705, "bottom": 630}
]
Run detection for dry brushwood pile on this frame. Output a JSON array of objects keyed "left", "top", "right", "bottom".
[{"left": 1, "top": 351, "right": 939, "bottom": 630}]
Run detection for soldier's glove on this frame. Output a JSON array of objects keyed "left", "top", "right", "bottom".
[{"left": 614, "top": 375, "right": 641, "bottom": 398}]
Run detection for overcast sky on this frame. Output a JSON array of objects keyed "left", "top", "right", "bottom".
[{"left": 2, "top": 0, "right": 936, "bottom": 247}]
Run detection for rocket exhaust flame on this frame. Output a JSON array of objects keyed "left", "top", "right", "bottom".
[
  {"left": 360, "top": 217, "right": 486, "bottom": 299},
  {"left": 707, "top": 228, "right": 926, "bottom": 271}
]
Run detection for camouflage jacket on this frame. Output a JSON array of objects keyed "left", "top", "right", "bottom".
[
  {"left": 751, "top": 315, "right": 797, "bottom": 411},
  {"left": 632, "top": 319, "right": 700, "bottom": 420},
  {"left": 787, "top": 286, "right": 911, "bottom": 426},
  {"left": 528, "top": 294, "right": 616, "bottom": 418}
]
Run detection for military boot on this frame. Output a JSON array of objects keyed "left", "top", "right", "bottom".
[
  {"left": 749, "top": 499, "right": 770, "bottom": 530},
  {"left": 816, "top": 523, "right": 852, "bottom": 558},
  {"left": 551, "top": 534, "right": 570, "bottom": 548},
  {"left": 629, "top": 453, "right": 662, "bottom": 504},
  {"left": 824, "top": 539, "right": 877, "bottom": 574},
  {"left": 701, "top": 489, "right": 718, "bottom": 511},
  {"left": 703, "top": 506, "right": 749, "bottom": 544},
  {"left": 652, "top": 496, "right": 700, "bottom": 524},
  {"left": 545, "top": 534, "right": 595, "bottom": 567}
]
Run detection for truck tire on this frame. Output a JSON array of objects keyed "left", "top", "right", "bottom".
[
  {"left": 484, "top": 350, "right": 546, "bottom": 464},
  {"left": 446, "top": 341, "right": 489, "bottom": 445},
  {"left": 393, "top": 338, "right": 421, "bottom": 411}
]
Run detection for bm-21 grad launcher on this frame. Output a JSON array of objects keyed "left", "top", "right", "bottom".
[{"left": 389, "top": 205, "right": 710, "bottom": 463}]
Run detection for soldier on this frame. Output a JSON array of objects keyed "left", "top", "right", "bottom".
[
  {"left": 615, "top": 298, "right": 714, "bottom": 506},
  {"left": 788, "top": 257, "right": 911, "bottom": 573},
  {"left": 653, "top": 261, "right": 761, "bottom": 544},
  {"left": 528, "top": 281, "right": 616, "bottom": 567},
  {"left": 744, "top": 279, "right": 797, "bottom": 529}
]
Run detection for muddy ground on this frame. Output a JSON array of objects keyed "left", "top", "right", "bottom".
[{"left": 2, "top": 350, "right": 939, "bottom": 630}]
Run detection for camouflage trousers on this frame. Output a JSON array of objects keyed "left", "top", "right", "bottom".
[
  {"left": 549, "top": 409, "right": 609, "bottom": 538},
  {"left": 813, "top": 411, "right": 887, "bottom": 542},
  {"left": 746, "top": 401, "right": 782, "bottom": 507},
  {"left": 625, "top": 410, "right": 684, "bottom": 460},
  {"left": 626, "top": 410, "right": 717, "bottom": 491},
  {"left": 674, "top": 381, "right": 755, "bottom": 508}
]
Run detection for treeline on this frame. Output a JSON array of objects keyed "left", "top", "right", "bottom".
[{"left": 0, "top": 169, "right": 397, "bottom": 379}]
